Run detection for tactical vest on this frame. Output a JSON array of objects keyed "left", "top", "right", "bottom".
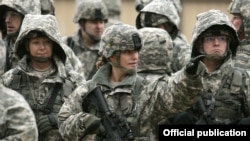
[
  {"left": 199, "top": 68, "right": 249, "bottom": 124},
  {"left": 7, "top": 69, "right": 74, "bottom": 116},
  {"left": 82, "top": 75, "right": 147, "bottom": 140}
]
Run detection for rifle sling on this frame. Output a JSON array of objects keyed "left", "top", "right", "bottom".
[{"left": 44, "top": 82, "right": 62, "bottom": 114}]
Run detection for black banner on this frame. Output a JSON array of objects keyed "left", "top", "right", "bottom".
[{"left": 159, "top": 125, "right": 250, "bottom": 140}]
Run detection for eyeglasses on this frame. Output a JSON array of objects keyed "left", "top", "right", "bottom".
[{"left": 203, "top": 35, "right": 228, "bottom": 43}]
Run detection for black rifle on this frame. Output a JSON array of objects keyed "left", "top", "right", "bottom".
[
  {"left": 83, "top": 86, "right": 135, "bottom": 141},
  {"left": 195, "top": 97, "right": 213, "bottom": 125}
]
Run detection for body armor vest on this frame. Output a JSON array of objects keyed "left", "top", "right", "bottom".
[
  {"left": 7, "top": 69, "right": 74, "bottom": 117},
  {"left": 199, "top": 68, "right": 249, "bottom": 124}
]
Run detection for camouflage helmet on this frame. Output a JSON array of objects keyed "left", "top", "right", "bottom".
[
  {"left": 135, "top": 0, "right": 180, "bottom": 39},
  {"left": 191, "top": 9, "right": 239, "bottom": 58},
  {"left": 134, "top": 0, "right": 153, "bottom": 12},
  {"left": 0, "top": 0, "right": 41, "bottom": 37},
  {"left": 135, "top": 0, "right": 182, "bottom": 15},
  {"left": 40, "top": 0, "right": 55, "bottom": 15},
  {"left": 99, "top": 23, "right": 142, "bottom": 58},
  {"left": 137, "top": 27, "right": 173, "bottom": 74},
  {"left": 73, "top": 0, "right": 108, "bottom": 23},
  {"left": 102, "top": 0, "right": 121, "bottom": 17},
  {"left": 15, "top": 14, "right": 66, "bottom": 63},
  {"left": 240, "top": 3, "right": 250, "bottom": 38},
  {"left": 228, "top": 0, "right": 242, "bottom": 14}
]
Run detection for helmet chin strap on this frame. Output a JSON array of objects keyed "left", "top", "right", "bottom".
[
  {"left": 30, "top": 55, "right": 51, "bottom": 63},
  {"left": 109, "top": 62, "right": 136, "bottom": 75}
]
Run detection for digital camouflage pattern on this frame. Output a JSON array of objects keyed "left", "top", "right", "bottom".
[
  {"left": 0, "top": 0, "right": 41, "bottom": 37},
  {"left": 137, "top": 27, "right": 173, "bottom": 75},
  {"left": 0, "top": 0, "right": 41, "bottom": 75},
  {"left": 1, "top": 14, "right": 84, "bottom": 141},
  {"left": 73, "top": 0, "right": 108, "bottom": 23},
  {"left": 99, "top": 23, "right": 142, "bottom": 58},
  {"left": 15, "top": 14, "right": 66, "bottom": 63},
  {"left": 135, "top": 0, "right": 182, "bottom": 16},
  {"left": 136, "top": 0, "right": 191, "bottom": 73},
  {"left": 191, "top": 9, "right": 238, "bottom": 58},
  {"left": 63, "top": 0, "right": 107, "bottom": 80},
  {"left": 102, "top": 0, "right": 122, "bottom": 27},
  {"left": 186, "top": 10, "right": 250, "bottom": 125},
  {"left": 136, "top": 0, "right": 180, "bottom": 30},
  {"left": 0, "top": 39, "right": 5, "bottom": 76},
  {"left": 58, "top": 22, "right": 203, "bottom": 140},
  {"left": 40, "top": 0, "right": 55, "bottom": 15},
  {"left": 0, "top": 84, "right": 38, "bottom": 141},
  {"left": 15, "top": 12, "right": 85, "bottom": 77},
  {"left": 102, "top": 0, "right": 121, "bottom": 17},
  {"left": 228, "top": 0, "right": 250, "bottom": 69}
]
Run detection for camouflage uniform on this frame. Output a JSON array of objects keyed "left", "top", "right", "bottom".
[
  {"left": 135, "top": 0, "right": 182, "bottom": 16},
  {"left": 0, "top": 0, "right": 85, "bottom": 78},
  {"left": 58, "top": 23, "right": 204, "bottom": 141},
  {"left": 173, "top": 10, "right": 250, "bottom": 125},
  {"left": 228, "top": 0, "right": 250, "bottom": 69},
  {"left": 0, "top": 39, "right": 6, "bottom": 76},
  {"left": 1, "top": 14, "right": 84, "bottom": 141},
  {"left": 137, "top": 27, "right": 174, "bottom": 77},
  {"left": 0, "top": 0, "right": 41, "bottom": 76},
  {"left": 136, "top": 0, "right": 191, "bottom": 73},
  {"left": 137, "top": 27, "right": 176, "bottom": 125},
  {"left": 40, "top": 0, "right": 55, "bottom": 15},
  {"left": 62, "top": 0, "right": 108, "bottom": 80},
  {"left": 0, "top": 84, "right": 38, "bottom": 141}
]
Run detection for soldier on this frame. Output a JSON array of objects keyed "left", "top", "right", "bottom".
[
  {"left": 137, "top": 27, "right": 174, "bottom": 78},
  {"left": 63, "top": 0, "right": 108, "bottom": 80},
  {"left": 0, "top": 0, "right": 41, "bottom": 75},
  {"left": 40, "top": 0, "right": 55, "bottom": 15},
  {"left": 0, "top": 0, "right": 85, "bottom": 78},
  {"left": 0, "top": 38, "right": 38, "bottom": 141},
  {"left": 135, "top": 0, "right": 182, "bottom": 16},
  {"left": 172, "top": 9, "right": 250, "bottom": 125},
  {"left": 228, "top": 0, "right": 250, "bottom": 69},
  {"left": 0, "top": 14, "right": 84, "bottom": 141},
  {"left": 0, "top": 84, "right": 38, "bottom": 141},
  {"left": 135, "top": 0, "right": 191, "bottom": 73},
  {"left": 102, "top": 0, "right": 122, "bottom": 27},
  {"left": 58, "top": 23, "right": 205, "bottom": 141}
]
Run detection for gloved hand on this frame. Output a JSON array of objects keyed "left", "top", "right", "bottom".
[
  {"left": 37, "top": 113, "right": 58, "bottom": 133},
  {"left": 82, "top": 114, "right": 105, "bottom": 134},
  {"left": 185, "top": 55, "right": 205, "bottom": 75}
]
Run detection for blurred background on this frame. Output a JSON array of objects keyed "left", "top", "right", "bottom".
[
  {"left": 54, "top": 0, "right": 231, "bottom": 43},
  {"left": 0, "top": 0, "right": 231, "bottom": 43}
]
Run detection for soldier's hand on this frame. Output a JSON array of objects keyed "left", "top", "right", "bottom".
[
  {"left": 82, "top": 114, "right": 105, "bottom": 134},
  {"left": 37, "top": 113, "right": 58, "bottom": 133},
  {"left": 185, "top": 55, "right": 205, "bottom": 75}
]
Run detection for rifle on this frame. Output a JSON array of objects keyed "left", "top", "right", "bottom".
[
  {"left": 195, "top": 97, "right": 213, "bottom": 125},
  {"left": 83, "top": 86, "right": 135, "bottom": 141}
]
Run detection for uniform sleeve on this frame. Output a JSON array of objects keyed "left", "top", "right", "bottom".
[
  {"left": 58, "top": 84, "right": 91, "bottom": 141},
  {"left": 147, "top": 69, "right": 203, "bottom": 116},
  {"left": 172, "top": 33, "right": 191, "bottom": 72},
  {"left": 0, "top": 88, "right": 38, "bottom": 141}
]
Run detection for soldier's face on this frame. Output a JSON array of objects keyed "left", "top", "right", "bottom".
[
  {"left": 119, "top": 50, "right": 139, "bottom": 70},
  {"left": 28, "top": 37, "right": 53, "bottom": 60},
  {"left": 231, "top": 14, "right": 242, "bottom": 32},
  {"left": 201, "top": 35, "right": 228, "bottom": 60},
  {"left": 81, "top": 19, "right": 105, "bottom": 41},
  {"left": 4, "top": 10, "right": 23, "bottom": 36}
]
